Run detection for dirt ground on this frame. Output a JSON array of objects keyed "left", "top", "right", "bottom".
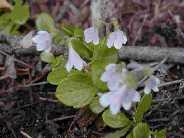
[{"left": 1, "top": 0, "right": 184, "bottom": 137}]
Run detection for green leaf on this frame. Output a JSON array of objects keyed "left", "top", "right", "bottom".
[
  {"left": 47, "top": 68, "right": 67, "bottom": 85},
  {"left": 105, "top": 125, "right": 131, "bottom": 138},
  {"left": 61, "top": 25, "right": 76, "bottom": 36},
  {"left": 56, "top": 72, "right": 97, "bottom": 108},
  {"left": 74, "top": 27, "right": 83, "bottom": 38},
  {"left": 70, "top": 38, "right": 92, "bottom": 60},
  {"left": 47, "top": 56, "right": 68, "bottom": 85},
  {"left": 133, "top": 123, "right": 150, "bottom": 138},
  {"left": 40, "top": 52, "right": 55, "bottom": 63},
  {"left": 0, "top": 13, "right": 11, "bottom": 30},
  {"left": 135, "top": 94, "right": 152, "bottom": 123},
  {"left": 36, "top": 13, "right": 56, "bottom": 33},
  {"left": 50, "top": 55, "right": 66, "bottom": 67},
  {"left": 1, "top": 22, "right": 17, "bottom": 34},
  {"left": 52, "top": 31, "right": 65, "bottom": 45},
  {"left": 91, "top": 39, "right": 118, "bottom": 91},
  {"left": 102, "top": 109, "right": 131, "bottom": 128},
  {"left": 126, "top": 132, "right": 133, "bottom": 138},
  {"left": 92, "top": 38, "right": 118, "bottom": 62},
  {"left": 91, "top": 60, "right": 108, "bottom": 91},
  {"left": 124, "top": 72, "right": 139, "bottom": 89},
  {"left": 154, "top": 129, "right": 166, "bottom": 138},
  {"left": 10, "top": 0, "right": 29, "bottom": 25},
  {"left": 89, "top": 97, "right": 105, "bottom": 114}
]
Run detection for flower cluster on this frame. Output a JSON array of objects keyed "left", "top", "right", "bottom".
[
  {"left": 84, "top": 27, "right": 127, "bottom": 49},
  {"left": 99, "top": 62, "right": 160, "bottom": 114},
  {"left": 32, "top": 27, "right": 160, "bottom": 115},
  {"left": 24, "top": 12, "right": 166, "bottom": 137},
  {"left": 32, "top": 27, "right": 127, "bottom": 72},
  {"left": 99, "top": 63, "right": 141, "bottom": 114}
]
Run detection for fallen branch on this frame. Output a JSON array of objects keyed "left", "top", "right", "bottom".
[
  {"left": 119, "top": 46, "right": 184, "bottom": 64},
  {"left": 1, "top": 33, "right": 184, "bottom": 64}
]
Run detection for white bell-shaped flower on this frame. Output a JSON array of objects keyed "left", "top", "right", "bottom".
[
  {"left": 32, "top": 31, "right": 52, "bottom": 52},
  {"left": 65, "top": 46, "right": 87, "bottom": 72},
  {"left": 107, "top": 30, "right": 127, "bottom": 49},
  {"left": 84, "top": 27, "right": 99, "bottom": 45},
  {"left": 99, "top": 85, "right": 140, "bottom": 115},
  {"left": 144, "top": 76, "right": 160, "bottom": 94}
]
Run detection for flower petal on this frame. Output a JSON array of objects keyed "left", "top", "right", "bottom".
[
  {"left": 93, "top": 34, "right": 100, "bottom": 45},
  {"left": 84, "top": 27, "right": 99, "bottom": 45},
  {"left": 120, "top": 86, "right": 140, "bottom": 110},
  {"left": 107, "top": 30, "right": 127, "bottom": 49},
  {"left": 122, "top": 99, "right": 132, "bottom": 110},
  {"left": 101, "top": 64, "right": 117, "bottom": 82},
  {"left": 110, "top": 102, "right": 121, "bottom": 115},
  {"left": 32, "top": 31, "right": 52, "bottom": 52},
  {"left": 99, "top": 85, "right": 140, "bottom": 114},
  {"left": 101, "top": 64, "right": 123, "bottom": 91},
  {"left": 99, "top": 92, "right": 112, "bottom": 107},
  {"left": 66, "top": 46, "right": 87, "bottom": 72},
  {"left": 144, "top": 76, "right": 160, "bottom": 94},
  {"left": 132, "top": 91, "right": 141, "bottom": 102},
  {"left": 114, "top": 38, "right": 123, "bottom": 49},
  {"left": 119, "top": 31, "right": 127, "bottom": 44},
  {"left": 107, "top": 32, "right": 116, "bottom": 48}
]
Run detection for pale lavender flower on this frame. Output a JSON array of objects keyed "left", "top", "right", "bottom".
[
  {"left": 84, "top": 27, "right": 99, "bottom": 45},
  {"left": 144, "top": 76, "right": 160, "bottom": 94},
  {"left": 101, "top": 64, "right": 127, "bottom": 91},
  {"left": 32, "top": 31, "right": 52, "bottom": 52},
  {"left": 65, "top": 46, "right": 87, "bottom": 72},
  {"left": 107, "top": 30, "right": 127, "bottom": 49},
  {"left": 99, "top": 85, "right": 140, "bottom": 114}
]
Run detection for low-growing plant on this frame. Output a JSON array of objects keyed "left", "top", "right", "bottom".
[{"left": 30, "top": 13, "right": 166, "bottom": 138}]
